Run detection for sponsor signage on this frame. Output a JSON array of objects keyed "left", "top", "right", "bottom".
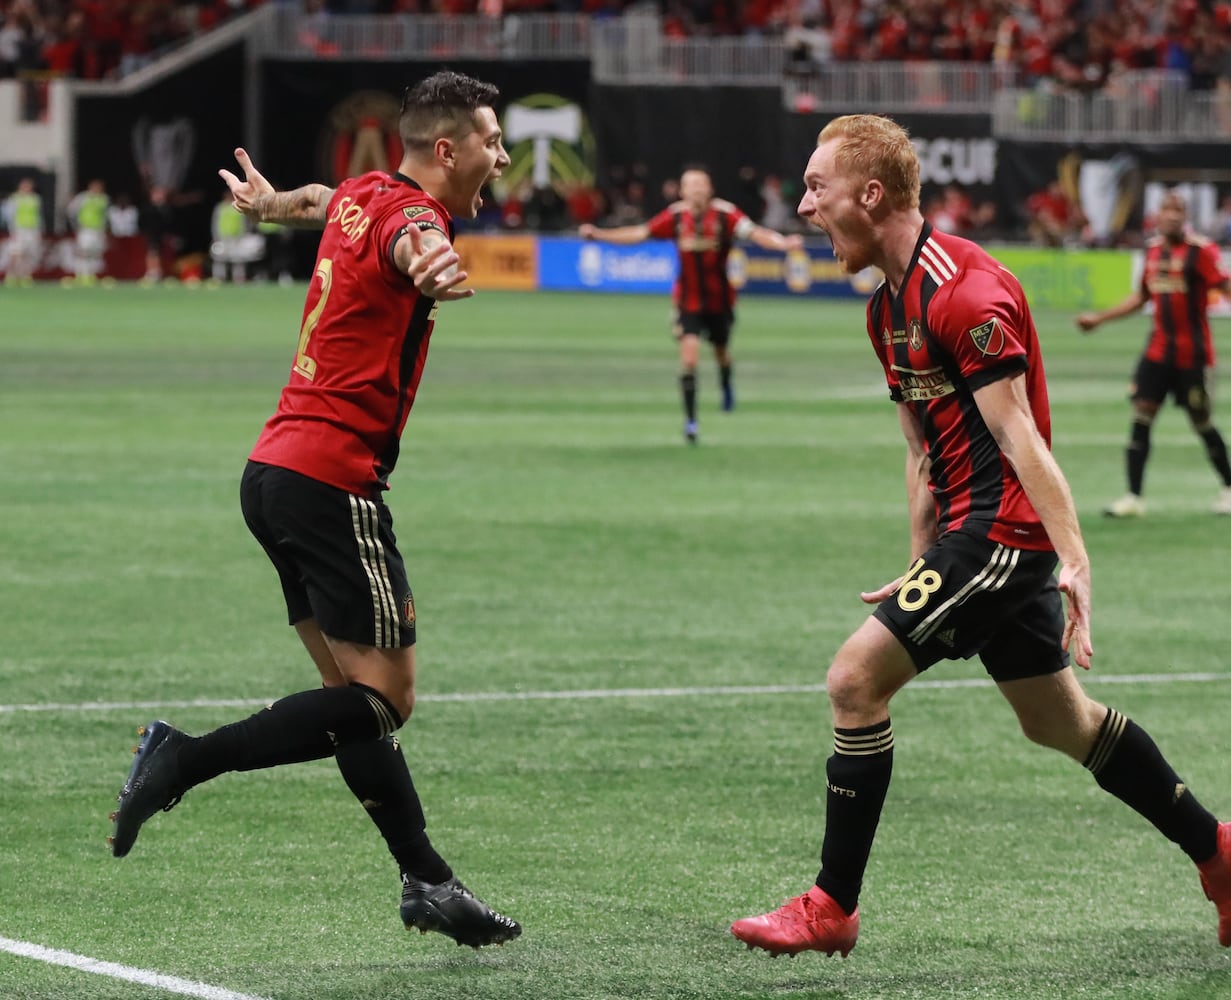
[
  {"left": 990, "top": 246, "right": 1134, "bottom": 311},
  {"left": 454, "top": 234, "right": 537, "bottom": 291},
  {"left": 537, "top": 237, "right": 871, "bottom": 297}
]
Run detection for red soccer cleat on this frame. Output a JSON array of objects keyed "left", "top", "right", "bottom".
[
  {"left": 730, "top": 885, "right": 859, "bottom": 958},
  {"left": 1196, "top": 821, "right": 1231, "bottom": 947}
]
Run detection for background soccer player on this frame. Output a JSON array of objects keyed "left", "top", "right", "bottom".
[
  {"left": 1076, "top": 190, "right": 1231, "bottom": 517},
  {"left": 580, "top": 166, "right": 802, "bottom": 443},
  {"left": 2, "top": 177, "right": 44, "bottom": 285},
  {"left": 109, "top": 71, "right": 521, "bottom": 950},
  {"left": 730, "top": 115, "right": 1231, "bottom": 958},
  {"left": 66, "top": 179, "right": 109, "bottom": 285}
]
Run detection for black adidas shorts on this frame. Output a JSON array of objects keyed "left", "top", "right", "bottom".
[
  {"left": 240, "top": 461, "right": 416, "bottom": 649},
  {"left": 1131, "top": 357, "right": 1213, "bottom": 414},
  {"left": 675, "top": 309, "right": 734, "bottom": 347},
  {"left": 872, "top": 528, "right": 1069, "bottom": 682}
]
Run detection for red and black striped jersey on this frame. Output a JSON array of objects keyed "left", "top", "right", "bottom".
[
  {"left": 866, "top": 223, "right": 1054, "bottom": 551},
  {"left": 250, "top": 172, "right": 451, "bottom": 494},
  {"left": 1139, "top": 234, "right": 1228, "bottom": 369},
  {"left": 647, "top": 198, "right": 754, "bottom": 314}
]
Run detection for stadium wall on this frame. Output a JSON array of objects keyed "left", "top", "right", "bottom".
[{"left": 453, "top": 235, "right": 1134, "bottom": 308}]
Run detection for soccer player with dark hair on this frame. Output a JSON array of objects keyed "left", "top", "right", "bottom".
[
  {"left": 580, "top": 166, "right": 802, "bottom": 444},
  {"left": 1076, "top": 190, "right": 1231, "bottom": 517},
  {"left": 730, "top": 115, "right": 1231, "bottom": 958},
  {"left": 109, "top": 70, "right": 521, "bottom": 950}
]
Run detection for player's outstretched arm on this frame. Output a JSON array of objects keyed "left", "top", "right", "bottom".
[
  {"left": 579, "top": 222, "right": 651, "bottom": 245},
  {"left": 748, "top": 226, "right": 804, "bottom": 253},
  {"left": 394, "top": 223, "right": 473, "bottom": 302},
  {"left": 1075, "top": 289, "right": 1146, "bottom": 332},
  {"left": 218, "top": 148, "right": 333, "bottom": 229}
]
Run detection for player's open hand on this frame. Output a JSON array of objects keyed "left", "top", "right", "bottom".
[
  {"left": 1075, "top": 313, "right": 1099, "bottom": 333},
  {"left": 1057, "top": 562, "right": 1094, "bottom": 669},
  {"left": 859, "top": 576, "right": 903, "bottom": 605},
  {"left": 218, "top": 148, "right": 274, "bottom": 218},
  {"left": 784, "top": 234, "right": 805, "bottom": 252},
  {"left": 579, "top": 224, "right": 597, "bottom": 240},
  {"left": 406, "top": 223, "right": 473, "bottom": 301}
]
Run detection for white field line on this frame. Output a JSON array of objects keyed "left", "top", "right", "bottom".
[
  {"left": 0, "top": 935, "right": 272, "bottom": 1000},
  {"left": 0, "top": 672, "right": 1226, "bottom": 715}
]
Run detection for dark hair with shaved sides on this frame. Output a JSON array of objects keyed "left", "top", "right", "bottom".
[{"left": 399, "top": 70, "right": 501, "bottom": 152}]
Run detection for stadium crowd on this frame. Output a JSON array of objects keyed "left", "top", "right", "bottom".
[{"left": 3, "top": 0, "right": 1231, "bottom": 90}]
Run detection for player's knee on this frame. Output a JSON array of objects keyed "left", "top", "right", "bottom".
[
  {"left": 1014, "top": 710, "right": 1058, "bottom": 748},
  {"left": 389, "top": 685, "right": 415, "bottom": 724},
  {"left": 1185, "top": 406, "right": 1212, "bottom": 431},
  {"left": 1014, "top": 706, "right": 1091, "bottom": 757},
  {"left": 1131, "top": 403, "right": 1158, "bottom": 425},
  {"left": 825, "top": 659, "right": 876, "bottom": 716}
]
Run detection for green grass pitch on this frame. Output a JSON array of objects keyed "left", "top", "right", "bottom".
[{"left": 0, "top": 283, "right": 1229, "bottom": 1000}]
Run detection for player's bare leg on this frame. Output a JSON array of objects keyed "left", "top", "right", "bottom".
[
  {"left": 999, "top": 669, "right": 1227, "bottom": 945},
  {"left": 732, "top": 618, "right": 914, "bottom": 957}
]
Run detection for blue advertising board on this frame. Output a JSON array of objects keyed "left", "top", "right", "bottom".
[{"left": 536, "top": 237, "right": 871, "bottom": 298}]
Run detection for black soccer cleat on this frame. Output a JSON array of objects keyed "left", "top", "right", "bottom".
[
  {"left": 400, "top": 874, "right": 522, "bottom": 949},
  {"left": 109, "top": 720, "right": 189, "bottom": 858}
]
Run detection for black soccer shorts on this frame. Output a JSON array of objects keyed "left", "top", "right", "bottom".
[
  {"left": 675, "top": 309, "right": 734, "bottom": 347},
  {"left": 240, "top": 461, "right": 416, "bottom": 649},
  {"left": 1131, "top": 357, "right": 1214, "bottom": 416},
  {"left": 872, "top": 528, "right": 1069, "bottom": 682}
]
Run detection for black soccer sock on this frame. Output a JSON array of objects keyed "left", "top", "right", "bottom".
[
  {"left": 719, "top": 362, "right": 733, "bottom": 394},
  {"left": 1084, "top": 708, "right": 1219, "bottom": 863},
  {"left": 815, "top": 720, "right": 894, "bottom": 915},
  {"left": 335, "top": 734, "right": 452, "bottom": 884},
  {"left": 1126, "top": 419, "right": 1151, "bottom": 496},
  {"left": 176, "top": 684, "right": 403, "bottom": 789},
  {"left": 1198, "top": 427, "right": 1231, "bottom": 486},
  {"left": 680, "top": 371, "right": 697, "bottom": 423}
]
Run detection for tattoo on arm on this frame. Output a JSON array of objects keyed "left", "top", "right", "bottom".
[{"left": 254, "top": 184, "right": 334, "bottom": 228}]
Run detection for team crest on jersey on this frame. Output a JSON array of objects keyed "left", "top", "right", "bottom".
[
  {"left": 968, "top": 318, "right": 1005, "bottom": 356},
  {"left": 908, "top": 318, "right": 923, "bottom": 351},
  {"left": 401, "top": 592, "right": 416, "bottom": 628}
]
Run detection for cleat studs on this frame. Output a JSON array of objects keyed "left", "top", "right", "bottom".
[
  {"left": 137, "top": 726, "right": 146, "bottom": 736},
  {"left": 131, "top": 747, "right": 138, "bottom": 755},
  {"left": 109, "top": 811, "right": 117, "bottom": 822},
  {"left": 105, "top": 836, "right": 114, "bottom": 846}
]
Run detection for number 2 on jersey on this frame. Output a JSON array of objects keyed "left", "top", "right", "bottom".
[
  {"left": 896, "top": 557, "right": 943, "bottom": 612},
  {"left": 294, "top": 258, "right": 333, "bottom": 380}
]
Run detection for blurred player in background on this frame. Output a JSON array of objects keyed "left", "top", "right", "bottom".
[
  {"left": 66, "top": 179, "right": 109, "bottom": 285},
  {"left": 109, "top": 70, "right": 521, "bottom": 951},
  {"left": 581, "top": 166, "right": 803, "bottom": 444},
  {"left": 730, "top": 115, "right": 1231, "bottom": 959},
  {"left": 1076, "top": 190, "right": 1231, "bottom": 517},
  {"left": 2, "top": 177, "right": 44, "bottom": 285}
]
